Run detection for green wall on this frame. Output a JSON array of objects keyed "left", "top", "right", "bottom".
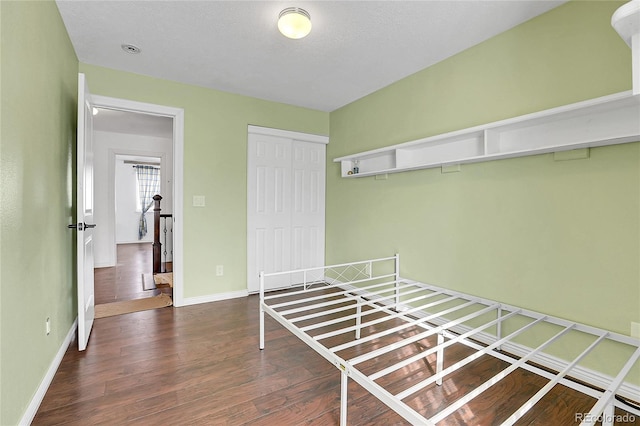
[
  {"left": 79, "top": 64, "right": 330, "bottom": 299},
  {"left": 0, "top": 1, "right": 78, "bottom": 424},
  {"left": 1, "top": 3, "right": 328, "bottom": 422},
  {"left": 327, "top": 0, "right": 638, "bottom": 359},
  {"left": 1, "top": 0, "right": 638, "bottom": 422}
]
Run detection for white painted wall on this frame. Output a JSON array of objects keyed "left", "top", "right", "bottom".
[{"left": 94, "top": 130, "right": 173, "bottom": 267}]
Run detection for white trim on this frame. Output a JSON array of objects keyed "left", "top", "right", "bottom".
[
  {"left": 91, "top": 95, "right": 185, "bottom": 308},
  {"left": 92, "top": 96, "right": 179, "bottom": 118},
  {"left": 180, "top": 290, "right": 248, "bottom": 307},
  {"left": 248, "top": 125, "right": 329, "bottom": 144},
  {"left": 20, "top": 319, "right": 78, "bottom": 426},
  {"left": 171, "top": 109, "right": 185, "bottom": 307}
]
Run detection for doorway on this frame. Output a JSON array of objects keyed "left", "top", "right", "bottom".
[
  {"left": 91, "top": 95, "right": 185, "bottom": 306},
  {"left": 92, "top": 154, "right": 166, "bottom": 304}
]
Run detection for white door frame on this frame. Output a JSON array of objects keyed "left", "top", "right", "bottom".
[{"left": 92, "top": 95, "right": 185, "bottom": 306}]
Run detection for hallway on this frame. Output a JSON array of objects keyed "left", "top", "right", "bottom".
[{"left": 94, "top": 243, "right": 160, "bottom": 305}]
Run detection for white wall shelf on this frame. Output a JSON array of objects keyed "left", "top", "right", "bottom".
[{"left": 334, "top": 91, "right": 640, "bottom": 178}]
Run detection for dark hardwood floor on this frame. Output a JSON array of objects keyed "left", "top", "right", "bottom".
[
  {"left": 34, "top": 269, "right": 639, "bottom": 425},
  {"left": 95, "top": 243, "right": 160, "bottom": 305}
]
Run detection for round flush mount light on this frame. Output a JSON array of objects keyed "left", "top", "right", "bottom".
[
  {"left": 121, "top": 43, "right": 141, "bottom": 54},
  {"left": 278, "top": 7, "right": 312, "bottom": 39}
]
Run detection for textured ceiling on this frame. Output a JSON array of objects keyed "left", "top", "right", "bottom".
[{"left": 56, "top": 0, "right": 566, "bottom": 113}]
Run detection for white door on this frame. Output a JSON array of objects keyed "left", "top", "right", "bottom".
[
  {"left": 247, "top": 127, "right": 327, "bottom": 293},
  {"left": 247, "top": 133, "right": 293, "bottom": 291},
  {"left": 75, "top": 73, "right": 96, "bottom": 351},
  {"left": 290, "top": 141, "right": 325, "bottom": 282}
]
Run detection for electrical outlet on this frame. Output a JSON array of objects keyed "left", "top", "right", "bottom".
[
  {"left": 46, "top": 317, "right": 51, "bottom": 335},
  {"left": 631, "top": 322, "right": 640, "bottom": 339},
  {"left": 216, "top": 265, "right": 224, "bottom": 276}
]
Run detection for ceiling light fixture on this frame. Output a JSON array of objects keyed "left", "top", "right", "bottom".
[
  {"left": 121, "top": 43, "right": 141, "bottom": 54},
  {"left": 278, "top": 7, "right": 312, "bottom": 39}
]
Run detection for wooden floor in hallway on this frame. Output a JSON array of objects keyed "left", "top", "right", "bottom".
[{"left": 95, "top": 243, "right": 160, "bottom": 305}]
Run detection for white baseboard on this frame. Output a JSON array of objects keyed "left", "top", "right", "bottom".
[
  {"left": 180, "top": 289, "right": 248, "bottom": 307},
  {"left": 19, "top": 289, "right": 246, "bottom": 424},
  {"left": 20, "top": 319, "right": 77, "bottom": 426}
]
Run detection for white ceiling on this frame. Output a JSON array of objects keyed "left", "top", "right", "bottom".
[{"left": 56, "top": 0, "right": 566, "bottom": 114}]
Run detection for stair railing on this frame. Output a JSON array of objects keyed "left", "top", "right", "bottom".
[{"left": 153, "top": 194, "right": 173, "bottom": 274}]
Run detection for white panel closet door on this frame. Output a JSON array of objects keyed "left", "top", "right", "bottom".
[
  {"left": 290, "top": 141, "right": 325, "bottom": 285},
  {"left": 247, "top": 133, "right": 293, "bottom": 292},
  {"left": 247, "top": 128, "right": 326, "bottom": 293}
]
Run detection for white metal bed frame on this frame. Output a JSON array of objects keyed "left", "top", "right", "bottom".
[{"left": 258, "top": 254, "right": 640, "bottom": 425}]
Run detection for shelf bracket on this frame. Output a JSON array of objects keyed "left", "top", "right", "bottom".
[
  {"left": 441, "top": 164, "right": 461, "bottom": 174},
  {"left": 553, "top": 148, "right": 590, "bottom": 162}
]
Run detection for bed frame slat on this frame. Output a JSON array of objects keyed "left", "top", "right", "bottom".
[{"left": 501, "top": 332, "right": 609, "bottom": 426}]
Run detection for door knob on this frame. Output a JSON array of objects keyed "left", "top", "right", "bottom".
[{"left": 67, "top": 223, "right": 96, "bottom": 230}]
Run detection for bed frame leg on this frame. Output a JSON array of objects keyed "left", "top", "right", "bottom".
[
  {"left": 355, "top": 296, "right": 362, "bottom": 339},
  {"left": 436, "top": 332, "right": 444, "bottom": 386},
  {"left": 259, "top": 271, "right": 265, "bottom": 350},
  {"left": 496, "top": 306, "right": 503, "bottom": 352},
  {"left": 602, "top": 402, "right": 615, "bottom": 426},
  {"left": 259, "top": 307, "right": 265, "bottom": 350},
  {"left": 394, "top": 253, "right": 400, "bottom": 310},
  {"left": 340, "top": 370, "right": 348, "bottom": 426}
]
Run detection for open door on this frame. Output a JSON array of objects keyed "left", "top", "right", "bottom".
[{"left": 71, "top": 73, "right": 96, "bottom": 351}]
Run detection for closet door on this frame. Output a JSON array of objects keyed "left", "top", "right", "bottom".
[
  {"left": 290, "top": 141, "right": 325, "bottom": 284},
  {"left": 247, "top": 127, "right": 327, "bottom": 293},
  {"left": 247, "top": 133, "right": 293, "bottom": 292}
]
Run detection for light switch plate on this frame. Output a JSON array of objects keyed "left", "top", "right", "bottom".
[{"left": 193, "top": 195, "right": 205, "bottom": 207}]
